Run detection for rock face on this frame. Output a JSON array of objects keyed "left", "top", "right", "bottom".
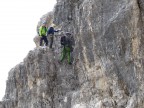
[{"left": 1, "top": 0, "right": 144, "bottom": 108}]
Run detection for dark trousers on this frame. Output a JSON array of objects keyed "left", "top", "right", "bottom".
[
  {"left": 40, "top": 36, "right": 48, "bottom": 46},
  {"left": 49, "top": 35, "right": 54, "bottom": 48}
]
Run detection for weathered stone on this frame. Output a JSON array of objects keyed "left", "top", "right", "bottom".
[{"left": 1, "top": 0, "right": 144, "bottom": 108}]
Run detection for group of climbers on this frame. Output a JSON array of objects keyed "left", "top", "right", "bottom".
[{"left": 38, "top": 23, "right": 74, "bottom": 65}]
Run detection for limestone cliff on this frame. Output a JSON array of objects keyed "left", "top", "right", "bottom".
[{"left": 0, "top": 0, "right": 144, "bottom": 108}]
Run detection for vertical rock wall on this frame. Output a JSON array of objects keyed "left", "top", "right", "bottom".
[{"left": 54, "top": 0, "right": 144, "bottom": 107}]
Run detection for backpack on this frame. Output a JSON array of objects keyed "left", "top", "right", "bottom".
[
  {"left": 61, "top": 36, "right": 73, "bottom": 52},
  {"left": 66, "top": 37, "right": 72, "bottom": 47},
  {"left": 61, "top": 36, "right": 67, "bottom": 46},
  {"left": 48, "top": 27, "right": 54, "bottom": 34}
]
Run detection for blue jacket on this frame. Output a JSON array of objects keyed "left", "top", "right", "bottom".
[{"left": 47, "top": 27, "right": 58, "bottom": 35}]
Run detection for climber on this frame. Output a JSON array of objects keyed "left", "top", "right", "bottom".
[
  {"left": 59, "top": 32, "right": 74, "bottom": 65},
  {"left": 47, "top": 23, "right": 59, "bottom": 49},
  {"left": 39, "top": 24, "right": 48, "bottom": 46}
]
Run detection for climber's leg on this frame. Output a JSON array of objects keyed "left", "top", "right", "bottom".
[
  {"left": 66, "top": 47, "right": 71, "bottom": 64},
  {"left": 60, "top": 47, "right": 66, "bottom": 62},
  {"left": 40, "top": 36, "right": 44, "bottom": 46},
  {"left": 43, "top": 36, "right": 48, "bottom": 46},
  {"left": 50, "top": 35, "right": 54, "bottom": 48}
]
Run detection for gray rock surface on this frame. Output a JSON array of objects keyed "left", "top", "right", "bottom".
[{"left": 1, "top": 0, "right": 144, "bottom": 108}]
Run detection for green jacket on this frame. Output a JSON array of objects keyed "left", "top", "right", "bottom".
[{"left": 39, "top": 26, "right": 47, "bottom": 36}]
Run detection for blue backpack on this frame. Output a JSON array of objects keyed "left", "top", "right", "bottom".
[{"left": 48, "top": 27, "right": 54, "bottom": 34}]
